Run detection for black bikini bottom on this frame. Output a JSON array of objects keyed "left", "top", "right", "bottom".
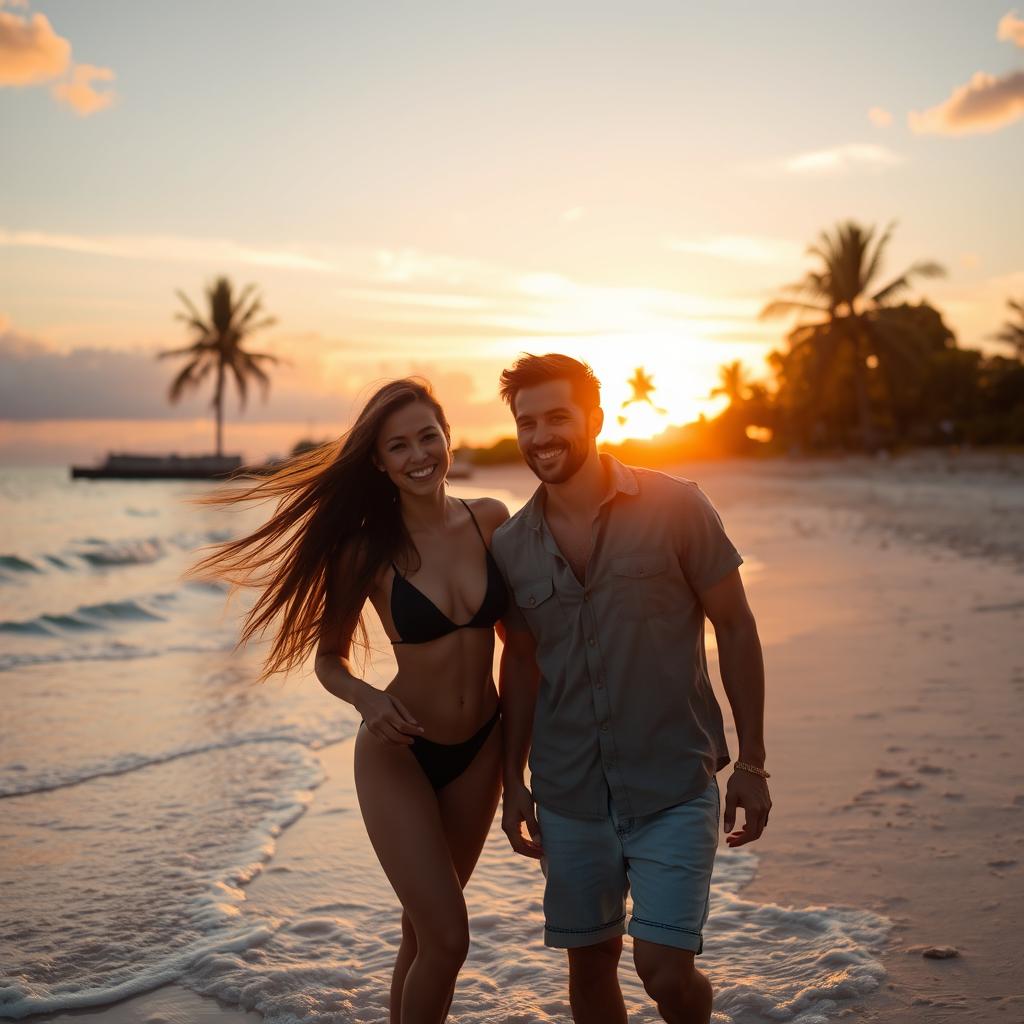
[{"left": 411, "top": 705, "right": 500, "bottom": 791}]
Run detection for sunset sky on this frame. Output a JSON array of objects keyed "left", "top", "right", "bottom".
[{"left": 2, "top": 1, "right": 1022, "bottom": 463}]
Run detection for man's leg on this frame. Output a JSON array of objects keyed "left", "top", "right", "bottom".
[
  {"left": 567, "top": 937, "right": 627, "bottom": 1024},
  {"left": 624, "top": 778, "right": 720, "bottom": 1024},
  {"left": 536, "top": 802, "right": 629, "bottom": 1024},
  {"left": 632, "top": 939, "right": 712, "bottom": 1024}
]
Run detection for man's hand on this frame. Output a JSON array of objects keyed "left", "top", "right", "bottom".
[
  {"left": 502, "top": 779, "right": 544, "bottom": 858},
  {"left": 723, "top": 770, "right": 772, "bottom": 847}
]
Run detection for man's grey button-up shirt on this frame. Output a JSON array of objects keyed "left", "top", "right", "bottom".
[{"left": 491, "top": 455, "right": 742, "bottom": 821}]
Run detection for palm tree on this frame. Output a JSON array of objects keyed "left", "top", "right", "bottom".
[
  {"left": 760, "top": 220, "right": 945, "bottom": 449},
  {"left": 991, "top": 297, "right": 1024, "bottom": 361},
  {"left": 621, "top": 367, "right": 667, "bottom": 413},
  {"left": 159, "top": 277, "right": 280, "bottom": 456},
  {"left": 711, "top": 360, "right": 752, "bottom": 405}
]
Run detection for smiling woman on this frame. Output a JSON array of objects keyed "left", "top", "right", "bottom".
[{"left": 179, "top": 376, "right": 516, "bottom": 1022}]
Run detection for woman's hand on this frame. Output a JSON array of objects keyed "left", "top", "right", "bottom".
[
  {"left": 355, "top": 684, "right": 424, "bottom": 746},
  {"left": 502, "top": 778, "right": 543, "bottom": 859}
]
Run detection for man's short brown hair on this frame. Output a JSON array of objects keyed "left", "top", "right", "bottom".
[{"left": 498, "top": 353, "right": 601, "bottom": 414}]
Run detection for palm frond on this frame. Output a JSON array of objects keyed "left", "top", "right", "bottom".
[
  {"left": 759, "top": 299, "right": 830, "bottom": 321},
  {"left": 779, "top": 271, "right": 831, "bottom": 300},
  {"left": 175, "top": 289, "right": 205, "bottom": 320},
  {"left": 157, "top": 342, "right": 206, "bottom": 360},
  {"left": 228, "top": 357, "right": 250, "bottom": 410},
  {"left": 167, "top": 356, "right": 210, "bottom": 402},
  {"left": 861, "top": 220, "right": 895, "bottom": 293},
  {"left": 238, "top": 312, "right": 277, "bottom": 334},
  {"left": 871, "top": 260, "right": 946, "bottom": 305},
  {"left": 241, "top": 354, "right": 272, "bottom": 400},
  {"left": 905, "top": 260, "right": 946, "bottom": 280},
  {"left": 173, "top": 311, "right": 213, "bottom": 336},
  {"left": 870, "top": 276, "right": 911, "bottom": 306}
]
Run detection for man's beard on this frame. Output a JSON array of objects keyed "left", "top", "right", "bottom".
[{"left": 524, "top": 437, "right": 588, "bottom": 484}]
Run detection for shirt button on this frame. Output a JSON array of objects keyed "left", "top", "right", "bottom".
[
  {"left": 595, "top": 680, "right": 604, "bottom": 690},
  {"left": 600, "top": 722, "right": 609, "bottom": 732},
  {"left": 587, "top": 638, "right": 596, "bottom": 647},
  {"left": 583, "top": 591, "right": 590, "bottom": 601},
  {"left": 528, "top": 596, "right": 536, "bottom": 606}
]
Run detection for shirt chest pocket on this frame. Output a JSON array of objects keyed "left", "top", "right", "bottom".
[
  {"left": 609, "top": 551, "right": 677, "bottom": 619},
  {"left": 513, "top": 576, "right": 564, "bottom": 640}
]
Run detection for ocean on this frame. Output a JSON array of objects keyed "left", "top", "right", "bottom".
[{"left": 1, "top": 467, "right": 890, "bottom": 1023}]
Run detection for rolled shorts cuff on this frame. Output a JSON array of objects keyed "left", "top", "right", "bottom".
[
  {"left": 544, "top": 914, "right": 626, "bottom": 949},
  {"left": 628, "top": 915, "right": 704, "bottom": 954}
]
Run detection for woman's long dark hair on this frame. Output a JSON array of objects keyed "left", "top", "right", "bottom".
[{"left": 189, "top": 378, "right": 451, "bottom": 680}]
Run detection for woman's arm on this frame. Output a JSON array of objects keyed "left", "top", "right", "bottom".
[{"left": 314, "top": 543, "right": 423, "bottom": 745}]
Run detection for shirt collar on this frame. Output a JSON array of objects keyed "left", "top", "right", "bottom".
[{"left": 522, "top": 453, "right": 638, "bottom": 531}]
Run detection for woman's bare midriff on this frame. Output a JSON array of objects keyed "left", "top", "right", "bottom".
[{"left": 387, "top": 628, "right": 499, "bottom": 744}]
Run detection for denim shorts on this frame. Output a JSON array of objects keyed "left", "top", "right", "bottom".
[{"left": 537, "top": 776, "right": 720, "bottom": 953}]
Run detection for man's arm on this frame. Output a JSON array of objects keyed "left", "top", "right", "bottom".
[
  {"left": 701, "top": 567, "right": 772, "bottom": 848},
  {"left": 497, "top": 620, "right": 544, "bottom": 858}
]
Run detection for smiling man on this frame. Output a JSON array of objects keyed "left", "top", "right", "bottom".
[{"left": 491, "top": 353, "right": 771, "bottom": 1024}]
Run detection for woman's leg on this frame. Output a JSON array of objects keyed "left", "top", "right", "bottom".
[
  {"left": 437, "top": 719, "right": 502, "bottom": 884},
  {"left": 354, "top": 728, "right": 470, "bottom": 1024},
  {"left": 390, "top": 911, "right": 417, "bottom": 1019},
  {"left": 435, "top": 720, "right": 502, "bottom": 1016}
]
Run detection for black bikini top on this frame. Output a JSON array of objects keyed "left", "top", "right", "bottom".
[{"left": 390, "top": 499, "right": 508, "bottom": 646}]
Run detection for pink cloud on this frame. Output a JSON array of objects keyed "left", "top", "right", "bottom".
[
  {"left": 0, "top": 10, "right": 70, "bottom": 85},
  {"left": 909, "top": 69, "right": 1024, "bottom": 135},
  {"left": 0, "top": 8, "right": 116, "bottom": 114},
  {"left": 997, "top": 9, "right": 1024, "bottom": 47},
  {"left": 51, "top": 62, "right": 116, "bottom": 115}
]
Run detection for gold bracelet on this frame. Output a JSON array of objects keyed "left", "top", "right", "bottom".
[{"left": 733, "top": 760, "right": 770, "bottom": 779}]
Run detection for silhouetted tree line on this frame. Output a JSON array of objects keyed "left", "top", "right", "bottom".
[
  {"left": 163, "top": 228, "right": 1023, "bottom": 467},
  {"left": 612, "top": 222, "right": 1024, "bottom": 463}
]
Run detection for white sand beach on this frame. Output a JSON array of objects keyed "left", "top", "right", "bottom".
[{"left": 7, "top": 454, "right": 1023, "bottom": 1023}]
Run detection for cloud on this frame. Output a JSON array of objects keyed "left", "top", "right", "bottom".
[
  {"left": 0, "top": 8, "right": 116, "bottom": 114},
  {"left": 998, "top": 9, "right": 1024, "bottom": 47},
  {"left": 868, "top": 106, "right": 893, "bottom": 127},
  {"left": 667, "top": 235, "right": 803, "bottom": 266},
  {"left": 0, "top": 319, "right": 520, "bottom": 463},
  {"left": 0, "top": 319, "right": 513, "bottom": 441},
  {"left": 0, "top": 225, "right": 765, "bottom": 355},
  {"left": 907, "top": 12, "right": 1024, "bottom": 136},
  {"left": 0, "top": 11, "right": 70, "bottom": 85},
  {"left": 51, "top": 62, "right": 115, "bottom": 115},
  {"left": 783, "top": 143, "right": 904, "bottom": 174},
  {"left": 909, "top": 69, "right": 1024, "bottom": 135},
  {"left": 0, "top": 323, "right": 341, "bottom": 422},
  {"left": 0, "top": 227, "right": 350, "bottom": 273}
]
